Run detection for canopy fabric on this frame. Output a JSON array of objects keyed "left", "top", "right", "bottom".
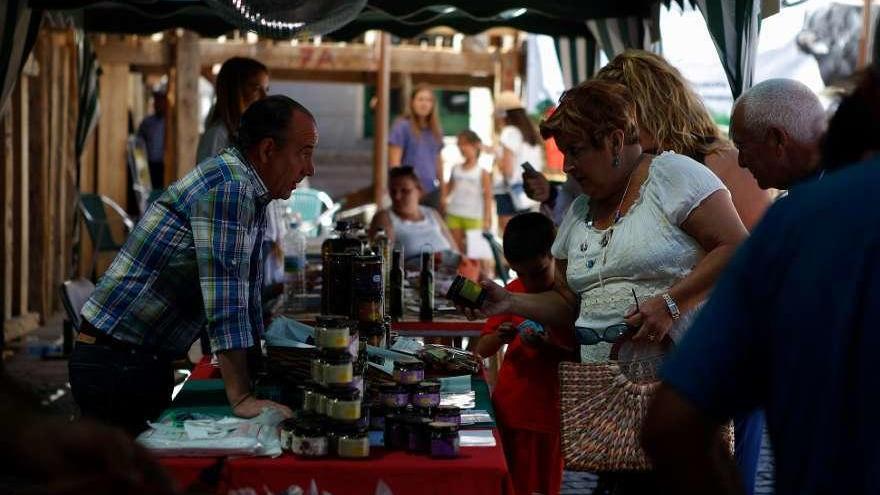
[
  {"left": 27, "top": 0, "right": 781, "bottom": 103},
  {"left": 554, "top": 36, "right": 599, "bottom": 89},
  {"left": 0, "top": 0, "right": 42, "bottom": 116},
  {"left": 695, "top": 0, "right": 763, "bottom": 99}
]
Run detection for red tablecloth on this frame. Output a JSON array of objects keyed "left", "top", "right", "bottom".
[
  {"left": 165, "top": 358, "right": 512, "bottom": 495},
  {"left": 189, "top": 356, "right": 221, "bottom": 380},
  {"left": 162, "top": 433, "right": 512, "bottom": 495}
]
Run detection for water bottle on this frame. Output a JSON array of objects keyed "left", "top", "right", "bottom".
[{"left": 283, "top": 223, "right": 307, "bottom": 295}]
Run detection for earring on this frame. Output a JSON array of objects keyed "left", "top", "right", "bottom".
[{"left": 612, "top": 155, "right": 620, "bottom": 168}]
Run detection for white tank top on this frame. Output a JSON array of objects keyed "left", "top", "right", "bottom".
[
  {"left": 446, "top": 163, "right": 484, "bottom": 220},
  {"left": 388, "top": 206, "right": 452, "bottom": 257}
]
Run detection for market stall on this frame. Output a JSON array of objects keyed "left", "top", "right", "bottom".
[{"left": 157, "top": 374, "right": 512, "bottom": 495}]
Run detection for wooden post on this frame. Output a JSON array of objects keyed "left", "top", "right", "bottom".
[
  {"left": 57, "top": 41, "right": 71, "bottom": 293},
  {"left": 170, "top": 30, "right": 199, "bottom": 181},
  {"left": 2, "top": 107, "right": 12, "bottom": 324},
  {"left": 858, "top": 0, "right": 872, "bottom": 68},
  {"left": 96, "top": 63, "right": 130, "bottom": 211},
  {"left": 12, "top": 75, "right": 29, "bottom": 316},
  {"left": 372, "top": 32, "right": 391, "bottom": 206},
  {"left": 47, "top": 40, "right": 61, "bottom": 308},
  {"left": 28, "top": 35, "right": 50, "bottom": 321}
]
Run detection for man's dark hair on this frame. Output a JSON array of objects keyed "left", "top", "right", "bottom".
[
  {"left": 503, "top": 212, "right": 556, "bottom": 263},
  {"left": 234, "top": 95, "right": 314, "bottom": 151}
]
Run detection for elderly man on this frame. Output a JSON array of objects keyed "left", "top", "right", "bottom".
[
  {"left": 70, "top": 95, "right": 316, "bottom": 435},
  {"left": 730, "top": 78, "right": 826, "bottom": 190}
]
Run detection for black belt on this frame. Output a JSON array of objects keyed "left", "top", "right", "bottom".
[{"left": 77, "top": 321, "right": 176, "bottom": 361}]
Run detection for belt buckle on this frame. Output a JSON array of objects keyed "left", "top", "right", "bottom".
[{"left": 76, "top": 333, "right": 97, "bottom": 345}]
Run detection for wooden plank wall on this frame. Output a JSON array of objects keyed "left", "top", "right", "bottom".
[{"left": 3, "top": 28, "right": 80, "bottom": 343}]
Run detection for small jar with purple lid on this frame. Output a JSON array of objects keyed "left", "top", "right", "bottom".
[
  {"left": 393, "top": 360, "right": 425, "bottom": 385},
  {"left": 379, "top": 382, "right": 410, "bottom": 408},
  {"left": 434, "top": 405, "right": 461, "bottom": 425},
  {"left": 412, "top": 381, "right": 441, "bottom": 408},
  {"left": 429, "top": 422, "right": 460, "bottom": 458}
]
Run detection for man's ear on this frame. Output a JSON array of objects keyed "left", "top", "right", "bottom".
[
  {"left": 256, "top": 137, "right": 275, "bottom": 164},
  {"left": 766, "top": 126, "right": 788, "bottom": 156}
]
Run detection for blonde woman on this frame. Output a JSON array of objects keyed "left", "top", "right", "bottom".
[
  {"left": 389, "top": 84, "right": 446, "bottom": 210},
  {"left": 594, "top": 50, "right": 770, "bottom": 230}
]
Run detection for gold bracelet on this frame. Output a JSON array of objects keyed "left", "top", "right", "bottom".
[{"left": 232, "top": 392, "right": 252, "bottom": 409}]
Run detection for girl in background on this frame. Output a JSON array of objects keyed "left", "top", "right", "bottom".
[
  {"left": 445, "top": 130, "right": 493, "bottom": 254},
  {"left": 493, "top": 91, "right": 544, "bottom": 232},
  {"left": 389, "top": 84, "right": 446, "bottom": 210}
]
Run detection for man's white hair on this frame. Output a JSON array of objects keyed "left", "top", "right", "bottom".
[{"left": 734, "top": 78, "right": 826, "bottom": 143}]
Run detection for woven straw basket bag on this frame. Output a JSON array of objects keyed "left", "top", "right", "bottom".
[{"left": 559, "top": 339, "right": 733, "bottom": 472}]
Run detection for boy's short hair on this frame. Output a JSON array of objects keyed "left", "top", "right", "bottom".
[{"left": 503, "top": 212, "right": 556, "bottom": 263}]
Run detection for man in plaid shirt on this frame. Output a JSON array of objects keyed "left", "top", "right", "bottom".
[{"left": 70, "top": 95, "right": 316, "bottom": 435}]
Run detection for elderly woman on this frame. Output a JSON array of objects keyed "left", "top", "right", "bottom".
[
  {"left": 370, "top": 166, "right": 458, "bottom": 264},
  {"left": 467, "top": 80, "right": 748, "bottom": 492}
]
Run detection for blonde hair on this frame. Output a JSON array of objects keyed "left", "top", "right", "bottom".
[
  {"left": 595, "top": 50, "right": 731, "bottom": 159},
  {"left": 403, "top": 83, "right": 443, "bottom": 141},
  {"left": 540, "top": 80, "right": 639, "bottom": 149}
]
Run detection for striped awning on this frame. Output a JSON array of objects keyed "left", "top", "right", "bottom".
[
  {"left": 694, "top": 0, "right": 765, "bottom": 99},
  {"left": 0, "top": 1, "right": 42, "bottom": 116},
  {"left": 557, "top": 0, "right": 779, "bottom": 98},
  {"left": 587, "top": 4, "right": 662, "bottom": 60},
  {"left": 554, "top": 35, "right": 600, "bottom": 88}
]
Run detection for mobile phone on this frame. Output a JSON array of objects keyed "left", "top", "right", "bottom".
[{"left": 520, "top": 162, "right": 537, "bottom": 174}]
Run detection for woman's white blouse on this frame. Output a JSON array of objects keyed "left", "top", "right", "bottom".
[{"left": 551, "top": 152, "right": 727, "bottom": 361}]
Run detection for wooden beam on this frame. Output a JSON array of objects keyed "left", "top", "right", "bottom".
[
  {"left": 47, "top": 42, "right": 60, "bottom": 310},
  {"left": 57, "top": 44, "right": 71, "bottom": 295},
  {"left": 28, "top": 36, "right": 50, "bottom": 321},
  {"left": 373, "top": 33, "right": 391, "bottom": 206},
  {"left": 93, "top": 34, "right": 169, "bottom": 67},
  {"left": 858, "top": 0, "right": 872, "bottom": 68},
  {"left": 12, "top": 75, "right": 28, "bottom": 316},
  {"left": 1, "top": 107, "right": 12, "bottom": 323},
  {"left": 172, "top": 31, "right": 200, "bottom": 180},
  {"left": 96, "top": 64, "right": 130, "bottom": 212},
  {"left": 92, "top": 37, "right": 498, "bottom": 79}
]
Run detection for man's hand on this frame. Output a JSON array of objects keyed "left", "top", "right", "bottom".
[
  {"left": 522, "top": 171, "right": 551, "bottom": 202},
  {"left": 232, "top": 396, "right": 293, "bottom": 419}
]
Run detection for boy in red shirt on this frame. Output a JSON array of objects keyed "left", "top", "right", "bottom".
[{"left": 475, "top": 212, "right": 576, "bottom": 495}]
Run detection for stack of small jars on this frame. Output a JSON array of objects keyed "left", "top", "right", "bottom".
[
  {"left": 367, "top": 359, "right": 461, "bottom": 459},
  {"left": 284, "top": 315, "right": 370, "bottom": 459}
]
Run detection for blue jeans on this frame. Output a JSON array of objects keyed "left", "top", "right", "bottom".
[
  {"left": 68, "top": 340, "right": 173, "bottom": 436},
  {"left": 734, "top": 410, "right": 765, "bottom": 495}
]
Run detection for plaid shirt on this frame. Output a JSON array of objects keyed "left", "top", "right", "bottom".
[{"left": 81, "top": 147, "right": 269, "bottom": 355}]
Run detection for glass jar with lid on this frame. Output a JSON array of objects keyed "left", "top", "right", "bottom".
[
  {"left": 326, "top": 386, "right": 361, "bottom": 421},
  {"left": 413, "top": 381, "right": 441, "bottom": 408},
  {"left": 320, "top": 349, "right": 353, "bottom": 386},
  {"left": 393, "top": 360, "right": 425, "bottom": 385}
]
